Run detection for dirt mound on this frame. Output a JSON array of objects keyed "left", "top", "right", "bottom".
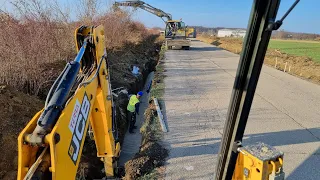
[
  {"left": 0, "top": 85, "right": 43, "bottom": 180},
  {"left": 124, "top": 97, "right": 168, "bottom": 179},
  {"left": 124, "top": 142, "right": 168, "bottom": 180},
  {"left": 198, "top": 36, "right": 320, "bottom": 84},
  {"left": 264, "top": 50, "right": 320, "bottom": 83}
]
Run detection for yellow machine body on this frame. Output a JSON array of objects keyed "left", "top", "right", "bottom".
[
  {"left": 233, "top": 143, "right": 284, "bottom": 180},
  {"left": 165, "top": 20, "right": 191, "bottom": 49},
  {"left": 165, "top": 20, "right": 187, "bottom": 37},
  {"left": 166, "top": 21, "right": 195, "bottom": 38},
  {"left": 186, "top": 27, "right": 196, "bottom": 38},
  {"left": 17, "top": 25, "right": 120, "bottom": 180}
]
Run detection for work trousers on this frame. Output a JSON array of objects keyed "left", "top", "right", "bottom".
[{"left": 127, "top": 111, "right": 136, "bottom": 132}]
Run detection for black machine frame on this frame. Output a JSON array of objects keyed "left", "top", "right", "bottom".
[{"left": 214, "top": 0, "right": 300, "bottom": 179}]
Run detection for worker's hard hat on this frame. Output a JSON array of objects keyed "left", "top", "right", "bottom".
[{"left": 137, "top": 91, "right": 143, "bottom": 96}]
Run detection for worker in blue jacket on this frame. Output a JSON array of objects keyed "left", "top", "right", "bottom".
[{"left": 127, "top": 91, "right": 143, "bottom": 133}]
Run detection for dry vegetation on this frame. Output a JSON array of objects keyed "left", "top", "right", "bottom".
[
  {"left": 0, "top": 0, "right": 149, "bottom": 96},
  {"left": 0, "top": 2, "right": 75, "bottom": 95},
  {"left": 97, "top": 12, "right": 148, "bottom": 50}
]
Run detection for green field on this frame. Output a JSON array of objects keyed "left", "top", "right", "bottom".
[{"left": 268, "top": 39, "right": 320, "bottom": 63}]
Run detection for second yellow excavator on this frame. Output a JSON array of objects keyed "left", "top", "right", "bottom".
[{"left": 113, "top": 0, "right": 192, "bottom": 50}]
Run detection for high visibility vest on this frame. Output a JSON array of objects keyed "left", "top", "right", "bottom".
[{"left": 127, "top": 95, "right": 140, "bottom": 112}]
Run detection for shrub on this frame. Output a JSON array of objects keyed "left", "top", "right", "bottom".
[
  {"left": 96, "top": 10, "right": 147, "bottom": 50},
  {"left": 0, "top": 8, "right": 75, "bottom": 95},
  {"left": 0, "top": 0, "right": 149, "bottom": 95}
]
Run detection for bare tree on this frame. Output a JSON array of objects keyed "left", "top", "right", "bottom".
[{"left": 77, "top": 0, "right": 104, "bottom": 24}]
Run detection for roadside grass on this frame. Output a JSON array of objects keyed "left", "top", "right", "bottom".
[
  {"left": 158, "top": 44, "right": 167, "bottom": 66},
  {"left": 150, "top": 43, "right": 166, "bottom": 101},
  {"left": 268, "top": 39, "right": 320, "bottom": 63},
  {"left": 137, "top": 169, "right": 162, "bottom": 180},
  {"left": 150, "top": 66, "right": 165, "bottom": 100},
  {"left": 140, "top": 109, "right": 163, "bottom": 144},
  {"left": 140, "top": 58, "right": 166, "bottom": 144}
]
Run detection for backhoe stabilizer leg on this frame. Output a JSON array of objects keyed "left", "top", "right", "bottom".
[
  {"left": 233, "top": 143, "right": 284, "bottom": 180},
  {"left": 104, "top": 157, "right": 114, "bottom": 177}
]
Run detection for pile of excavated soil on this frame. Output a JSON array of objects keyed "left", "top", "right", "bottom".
[
  {"left": 124, "top": 142, "right": 168, "bottom": 179},
  {"left": 264, "top": 50, "right": 320, "bottom": 83},
  {"left": 0, "top": 85, "right": 43, "bottom": 180},
  {"left": 197, "top": 36, "right": 320, "bottom": 84}
]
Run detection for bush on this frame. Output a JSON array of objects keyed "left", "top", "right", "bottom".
[
  {"left": 0, "top": 11, "right": 75, "bottom": 95},
  {"left": 0, "top": 0, "right": 149, "bottom": 95},
  {"left": 96, "top": 10, "right": 147, "bottom": 50}
]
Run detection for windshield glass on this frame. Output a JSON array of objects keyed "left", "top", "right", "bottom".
[{"left": 179, "top": 22, "right": 185, "bottom": 29}]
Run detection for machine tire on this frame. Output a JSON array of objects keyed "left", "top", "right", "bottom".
[{"left": 182, "top": 46, "right": 190, "bottom": 50}]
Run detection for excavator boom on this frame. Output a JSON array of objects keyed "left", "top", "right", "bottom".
[{"left": 114, "top": 1, "right": 172, "bottom": 21}]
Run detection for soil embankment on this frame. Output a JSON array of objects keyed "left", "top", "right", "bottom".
[
  {"left": 197, "top": 36, "right": 320, "bottom": 84},
  {"left": 0, "top": 86, "right": 43, "bottom": 179}
]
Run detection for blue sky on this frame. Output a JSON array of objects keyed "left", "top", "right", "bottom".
[
  {"left": 2, "top": 0, "right": 319, "bottom": 34},
  {"left": 129, "top": 0, "right": 320, "bottom": 34}
]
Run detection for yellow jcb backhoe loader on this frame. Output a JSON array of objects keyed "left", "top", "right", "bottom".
[{"left": 17, "top": 25, "right": 120, "bottom": 180}]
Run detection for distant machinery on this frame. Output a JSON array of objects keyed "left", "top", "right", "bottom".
[{"left": 217, "top": 29, "right": 246, "bottom": 38}]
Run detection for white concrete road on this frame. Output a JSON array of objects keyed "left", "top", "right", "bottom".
[{"left": 162, "top": 40, "right": 320, "bottom": 180}]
